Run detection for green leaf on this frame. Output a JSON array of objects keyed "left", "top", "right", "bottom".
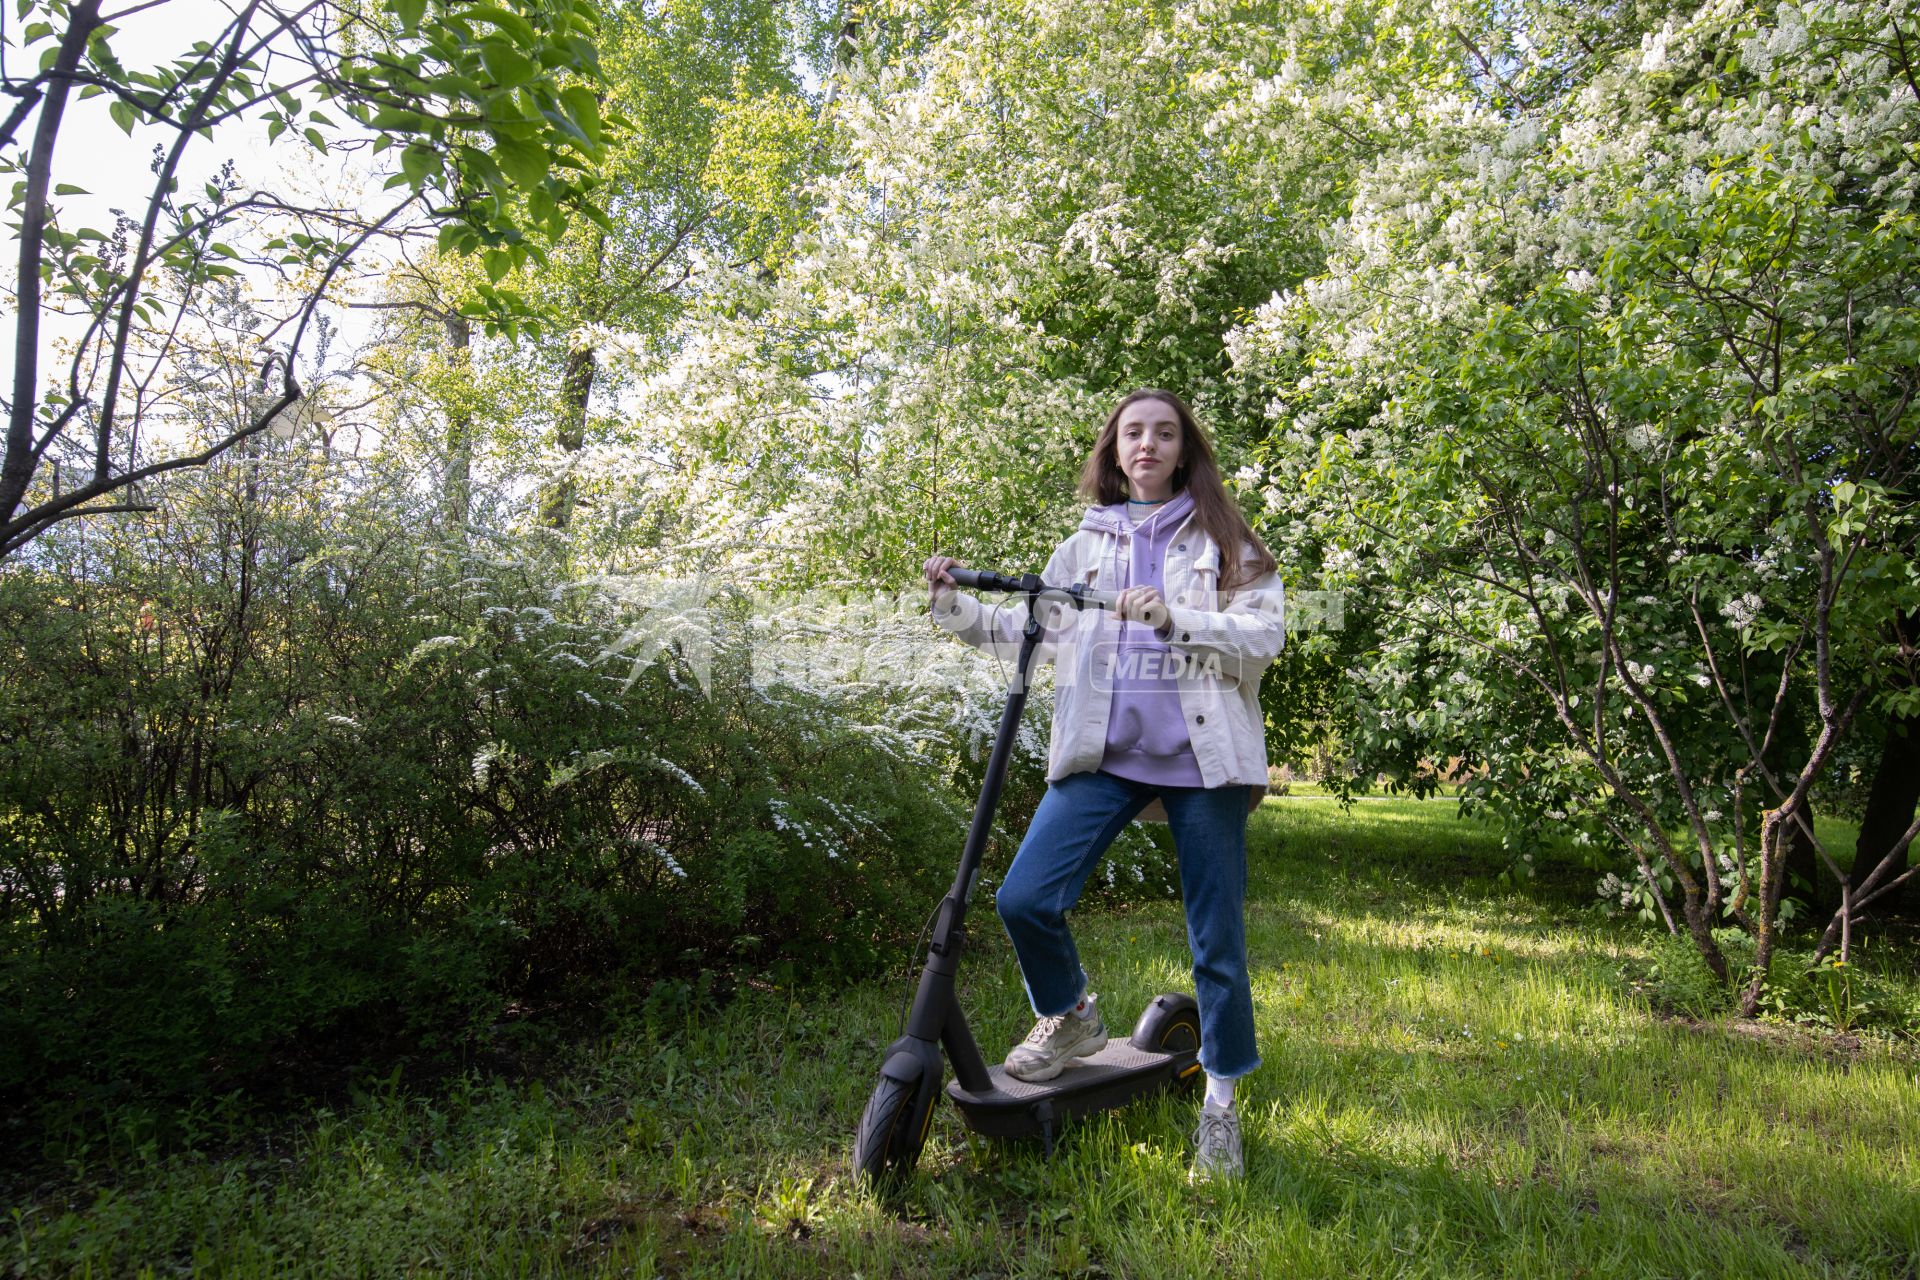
[
  {"left": 579, "top": 200, "right": 613, "bottom": 234},
  {"left": 464, "top": 4, "right": 535, "bottom": 43},
  {"left": 491, "top": 135, "right": 547, "bottom": 190},
  {"left": 559, "top": 85, "right": 601, "bottom": 145},
  {"left": 371, "top": 106, "right": 432, "bottom": 132},
  {"left": 526, "top": 186, "right": 555, "bottom": 230},
  {"left": 537, "top": 107, "right": 591, "bottom": 149},
  {"left": 108, "top": 98, "right": 136, "bottom": 135},
  {"left": 53, "top": 183, "right": 87, "bottom": 196},
  {"left": 400, "top": 143, "right": 438, "bottom": 187},
  {"left": 392, "top": 0, "right": 427, "bottom": 34},
  {"left": 477, "top": 37, "right": 533, "bottom": 88}
]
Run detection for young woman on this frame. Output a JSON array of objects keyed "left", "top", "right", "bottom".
[{"left": 924, "top": 388, "right": 1285, "bottom": 1182}]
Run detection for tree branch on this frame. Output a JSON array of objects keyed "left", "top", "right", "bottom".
[{"left": 1, "top": 0, "right": 104, "bottom": 524}]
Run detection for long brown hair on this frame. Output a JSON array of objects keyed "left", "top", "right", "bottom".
[{"left": 1077, "top": 389, "right": 1277, "bottom": 592}]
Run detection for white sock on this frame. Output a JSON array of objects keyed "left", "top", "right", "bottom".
[
  {"left": 1205, "top": 1074, "right": 1235, "bottom": 1110},
  {"left": 1070, "top": 988, "right": 1097, "bottom": 1020}
]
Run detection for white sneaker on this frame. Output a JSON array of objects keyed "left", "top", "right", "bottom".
[
  {"left": 1004, "top": 996, "right": 1109, "bottom": 1082},
  {"left": 1190, "top": 1100, "right": 1243, "bottom": 1183}
]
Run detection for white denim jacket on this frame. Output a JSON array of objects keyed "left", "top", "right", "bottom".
[{"left": 931, "top": 505, "right": 1285, "bottom": 820}]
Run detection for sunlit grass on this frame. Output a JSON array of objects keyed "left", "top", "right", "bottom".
[{"left": 4, "top": 797, "right": 1916, "bottom": 1277}]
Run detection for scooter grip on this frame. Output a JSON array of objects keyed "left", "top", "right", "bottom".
[{"left": 946, "top": 566, "right": 1030, "bottom": 593}]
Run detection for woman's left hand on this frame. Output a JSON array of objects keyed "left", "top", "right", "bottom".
[{"left": 1114, "top": 586, "right": 1173, "bottom": 639}]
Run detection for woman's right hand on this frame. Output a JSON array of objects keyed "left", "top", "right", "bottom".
[{"left": 924, "top": 555, "right": 959, "bottom": 601}]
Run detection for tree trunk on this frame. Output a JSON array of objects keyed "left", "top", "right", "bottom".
[
  {"left": 540, "top": 339, "right": 596, "bottom": 530},
  {"left": 1851, "top": 609, "right": 1920, "bottom": 916},
  {"left": 1851, "top": 712, "right": 1920, "bottom": 917},
  {"left": 2, "top": 0, "right": 103, "bottom": 523},
  {"left": 443, "top": 311, "right": 473, "bottom": 528},
  {"left": 1764, "top": 699, "right": 1829, "bottom": 913},
  {"left": 815, "top": 5, "right": 863, "bottom": 124},
  {"left": 1783, "top": 793, "right": 1824, "bottom": 910},
  {"left": 1739, "top": 808, "right": 1791, "bottom": 1015}
]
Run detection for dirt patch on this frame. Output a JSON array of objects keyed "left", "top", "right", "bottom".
[
  {"left": 1666, "top": 1015, "right": 1909, "bottom": 1065},
  {"left": 564, "top": 1195, "right": 728, "bottom": 1272}
]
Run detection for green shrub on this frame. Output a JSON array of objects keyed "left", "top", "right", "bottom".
[
  {"left": 1639, "top": 931, "right": 1736, "bottom": 1019},
  {"left": 0, "top": 463, "right": 974, "bottom": 1127},
  {"left": 1756, "top": 948, "right": 1917, "bottom": 1037}
]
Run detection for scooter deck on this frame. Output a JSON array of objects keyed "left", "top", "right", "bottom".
[{"left": 945, "top": 1039, "right": 1201, "bottom": 1139}]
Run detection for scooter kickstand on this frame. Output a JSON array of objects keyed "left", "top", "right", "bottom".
[{"left": 1034, "top": 1099, "right": 1056, "bottom": 1159}]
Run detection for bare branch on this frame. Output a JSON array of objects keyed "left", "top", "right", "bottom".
[
  {"left": 2, "top": 0, "right": 104, "bottom": 524},
  {"left": 93, "top": 0, "right": 266, "bottom": 471},
  {"left": 0, "top": 79, "right": 45, "bottom": 151}
]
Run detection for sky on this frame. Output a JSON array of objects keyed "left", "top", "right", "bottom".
[
  {"left": 3, "top": 0, "right": 400, "bottom": 455},
  {"left": 5, "top": 0, "right": 836, "bottom": 485}
]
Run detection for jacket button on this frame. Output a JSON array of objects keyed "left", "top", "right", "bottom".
[
  {"left": 1196, "top": 715, "right": 1205, "bottom": 725},
  {"left": 1176, "top": 543, "right": 1186, "bottom": 552},
  {"left": 1181, "top": 632, "right": 1190, "bottom": 642}
]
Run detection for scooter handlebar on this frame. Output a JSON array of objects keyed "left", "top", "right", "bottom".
[{"left": 942, "top": 566, "right": 1117, "bottom": 612}]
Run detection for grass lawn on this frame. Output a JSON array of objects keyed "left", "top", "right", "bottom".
[{"left": 6, "top": 797, "right": 1917, "bottom": 1278}]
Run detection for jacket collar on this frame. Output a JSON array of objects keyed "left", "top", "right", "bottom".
[
  {"left": 1079, "top": 495, "right": 1224, "bottom": 578},
  {"left": 1078, "top": 489, "right": 1195, "bottom": 536}
]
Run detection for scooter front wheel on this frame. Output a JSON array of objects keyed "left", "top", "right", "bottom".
[{"left": 852, "top": 1071, "right": 934, "bottom": 1186}]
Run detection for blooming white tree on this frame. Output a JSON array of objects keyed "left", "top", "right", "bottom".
[
  {"left": 1235, "top": 0, "right": 1920, "bottom": 1008},
  {"left": 570, "top": 0, "right": 1476, "bottom": 589}
]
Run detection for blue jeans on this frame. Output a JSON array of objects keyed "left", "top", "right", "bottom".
[{"left": 994, "top": 769, "right": 1260, "bottom": 1079}]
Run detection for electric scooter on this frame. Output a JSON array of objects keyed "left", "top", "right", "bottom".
[{"left": 852, "top": 566, "right": 1204, "bottom": 1185}]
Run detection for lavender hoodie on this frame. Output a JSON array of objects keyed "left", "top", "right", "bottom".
[
  {"left": 931, "top": 500, "right": 1287, "bottom": 818},
  {"left": 1092, "top": 491, "right": 1205, "bottom": 787}
]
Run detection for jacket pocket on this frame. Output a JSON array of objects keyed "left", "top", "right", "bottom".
[{"left": 1173, "top": 547, "right": 1220, "bottom": 611}]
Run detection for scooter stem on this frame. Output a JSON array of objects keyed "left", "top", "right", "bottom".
[
  {"left": 950, "top": 606, "right": 1046, "bottom": 912},
  {"left": 901, "top": 583, "right": 1050, "bottom": 1093}
]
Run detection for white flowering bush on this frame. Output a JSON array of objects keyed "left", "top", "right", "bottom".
[{"left": 1235, "top": 0, "right": 1920, "bottom": 1011}]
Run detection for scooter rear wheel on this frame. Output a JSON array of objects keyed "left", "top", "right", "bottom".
[{"left": 852, "top": 1072, "right": 933, "bottom": 1186}]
